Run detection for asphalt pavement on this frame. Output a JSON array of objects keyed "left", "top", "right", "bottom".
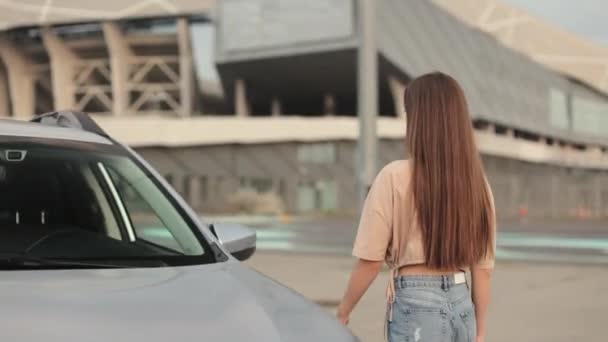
[
  {"left": 235, "top": 216, "right": 608, "bottom": 341},
  {"left": 248, "top": 251, "right": 608, "bottom": 342}
]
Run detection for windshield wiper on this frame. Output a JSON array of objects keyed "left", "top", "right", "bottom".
[{"left": 0, "top": 253, "right": 133, "bottom": 269}]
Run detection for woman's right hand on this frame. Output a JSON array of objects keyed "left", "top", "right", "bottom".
[
  {"left": 336, "top": 259, "right": 383, "bottom": 326},
  {"left": 335, "top": 305, "right": 350, "bottom": 325},
  {"left": 476, "top": 336, "right": 485, "bottom": 342},
  {"left": 336, "top": 313, "right": 349, "bottom": 326}
]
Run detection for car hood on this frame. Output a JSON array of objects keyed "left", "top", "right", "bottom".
[{"left": 0, "top": 261, "right": 355, "bottom": 342}]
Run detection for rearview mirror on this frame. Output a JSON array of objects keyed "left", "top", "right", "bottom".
[{"left": 211, "top": 223, "right": 256, "bottom": 261}]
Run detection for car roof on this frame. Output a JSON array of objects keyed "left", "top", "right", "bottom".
[{"left": 0, "top": 118, "right": 113, "bottom": 145}]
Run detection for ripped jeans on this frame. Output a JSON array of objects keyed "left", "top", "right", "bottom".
[{"left": 388, "top": 275, "right": 476, "bottom": 342}]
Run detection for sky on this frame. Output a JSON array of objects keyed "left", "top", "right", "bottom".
[{"left": 503, "top": 0, "right": 608, "bottom": 46}]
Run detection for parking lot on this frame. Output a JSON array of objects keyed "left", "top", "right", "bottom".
[
  {"left": 236, "top": 216, "right": 608, "bottom": 341},
  {"left": 248, "top": 251, "right": 608, "bottom": 342}
]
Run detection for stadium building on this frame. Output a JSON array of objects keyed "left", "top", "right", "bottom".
[{"left": 1, "top": 0, "right": 608, "bottom": 218}]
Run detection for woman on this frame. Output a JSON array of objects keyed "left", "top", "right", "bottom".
[{"left": 337, "top": 72, "right": 495, "bottom": 342}]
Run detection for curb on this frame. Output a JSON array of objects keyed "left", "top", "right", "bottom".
[{"left": 200, "top": 214, "right": 302, "bottom": 226}]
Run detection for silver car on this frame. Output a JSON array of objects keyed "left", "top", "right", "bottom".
[{"left": 0, "top": 111, "right": 356, "bottom": 342}]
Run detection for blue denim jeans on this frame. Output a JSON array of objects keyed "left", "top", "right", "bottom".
[{"left": 388, "top": 275, "right": 476, "bottom": 342}]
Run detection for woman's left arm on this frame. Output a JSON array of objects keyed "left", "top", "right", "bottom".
[{"left": 336, "top": 258, "right": 384, "bottom": 325}]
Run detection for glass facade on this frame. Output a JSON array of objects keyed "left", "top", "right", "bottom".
[
  {"left": 239, "top": 176, "right": 274, "bottom": 193},
  {"left": 296, "top": 180, "right": 338, "bottom": 212},
  {"left": 572, "top": 96, "right": 608, "bottom": 136},
  {"left": 548, "top": 87, "right": 608, "bottom": 138},
  {"left": 297, "top": 143, "right": 336, "bottom": 164}
]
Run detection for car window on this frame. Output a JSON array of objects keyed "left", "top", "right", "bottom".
[
  {"left": 99, "top": 158, "right": 204, "bottom": 256},
  {"left": 81, "top": 165, "right": 122, "bottom": 240},
  {"left": 0, "top": 143, "right": 208, "bottom": 266},
  {"left": 106, "top": 167, "right": 187, "bottom": 253}
]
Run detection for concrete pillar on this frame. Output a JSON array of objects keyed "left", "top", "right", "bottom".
[
  {"left": 510, "top": 174, "right": 521, "bottom": 218},
  {"left": 235, "top": 78, "right": 250, "bottom": 117},
  {"left": 41, "top": 27, "right": 78, "bottom": 111},
  {"left": 357, "top": 0, "right": 378, "bottom": 208},
  {"left": 271, "top": 97, "right": 281, "bottom": 116},
  {"left": 177, "top": 18, "right": 194, "bottom": 117},
  {"left": 602, "top": 176, "right": 608, "bottom": 217},
  {"left": 388, "top": 75, "right": 406, "bottom": 117},
  {"left": 284, "top": 177, "right": 298, "bottom": 214},
  {"left": 189, "top": 176, "right": 201, "bottom": 210},
  {"left": 550, "top": 173, "right": 560, "bottom": 218},
  {"left": 0, "top": 36, "right": 36, "bottom": 118},
  {"left": 0, "top": 66, "right": 10, "bottom": 116},
  {"left": 323, "top": 93, "right": 336, "bottom": 115},
  {"left": 593, "top": 175, "right": 602, "bottom": 218},
  {"left": 485, "top": 123, "right": 495, "bottom": 134},
  {"left": 103, "top": 22, "right": 132, "bottom": 116},
  {"left": 173, "top": 174, "right": 187, "bottom": 197},
  {"left": 275, "top": 178, "right": 285, "bottom": 198}
]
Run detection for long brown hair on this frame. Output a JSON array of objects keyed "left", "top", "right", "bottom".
[{"left": 405, "top": 72, "right": 493, "bottom": 269}]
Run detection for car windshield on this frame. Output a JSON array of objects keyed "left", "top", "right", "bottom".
[{"left": 0, "top": 141, "right": 214, "bottom": 269}]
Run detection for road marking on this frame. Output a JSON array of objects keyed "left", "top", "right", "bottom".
[
  {"left": 255, "top": 230, "right": 608, "bottom": 264},
  {"left": 255, "top": 229, "right": 297, "bottom": 240},
  {"left": 256, "top": 240, "right": 352, "bottom": 255},
  {"left": 498, "top": 232, "right": 608, "bottom": 251},
  {"left": 496, "top": 248, "right": 608, "bottom": 265},
  {"left": 143, "top": 223, "right": 608, "bottom": 264}
]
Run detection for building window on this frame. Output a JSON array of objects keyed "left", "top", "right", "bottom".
[
  {"left": 250, "top": 177, "right": 273, "bottom": 193},
  {"left": 549, "top": 88, "right": 569, "bottom": 130},
  {"left": 296, "top": 180, "right": 337, "bottom": 212},
  {"left": 297, "top": 143, "right": 336, "bottom": 164},
  {"left": 239, "top": 176, "right": 273, "bottom": 194},
  {"left": 191, "top": 21, "right": 220, "bottom": 83},
  {"left": 123, "top": 17, "right": 177, "bottom": 35},
  {"left": 572, "top": 96, "right": 608, "bottom": 136}
]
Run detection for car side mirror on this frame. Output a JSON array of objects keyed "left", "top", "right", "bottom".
[{"left": 210, "top": 223, "right": 256, "bottom": 261}]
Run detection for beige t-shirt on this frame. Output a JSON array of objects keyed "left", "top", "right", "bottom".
[{"left": 352, "top": 160, "right": 496, "bottom": 270}]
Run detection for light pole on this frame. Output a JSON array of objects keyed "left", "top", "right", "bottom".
[{"left": 357, "top": 0, "right": 378, "bottom": 208}]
